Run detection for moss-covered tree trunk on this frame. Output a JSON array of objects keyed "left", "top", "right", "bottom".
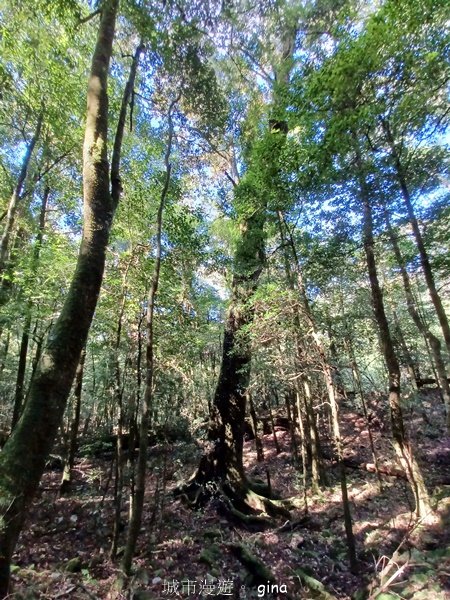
[
  {"left": 195, "top": 206, "right": 266, "bottom": 486},
  {"left": 183, "top": 25, "right": 297, "bottom": 526},
  {"left": 0, "top": 2, "right": 119, "bottom": 595}
]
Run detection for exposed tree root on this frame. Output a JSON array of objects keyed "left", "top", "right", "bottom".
[
  {"left": 228, "top": 542, "right": 276, "bottom": 585},
  {"left": 277, "top": 516, "right": 309, "bottom": 532},
  {"left": 229, "top": 543, "right": 296, "bottom": 600},
  {"left": 174, "top": 473, "right": 291, "bottom": 529},
  {"left": 294, "top": 568, "right": 338, "bottom": 600},
  {"left": 343, "top": 458, "right": 407, "bottom": 479}
]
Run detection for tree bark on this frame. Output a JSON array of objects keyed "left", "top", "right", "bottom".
[
  {"left": 383, "top": 205, "right": 450, "bottom": 430},
  {"left": 248, "top": 391, "right": 264, "bottom": 462},
  {"left": 195, "top": 203, "right": 267, "bottom": 485},
  {"left": 0, "top": 2, "right": 119, "bottom": 595},
  {"left": 122, "top": 94, "right": 177, "bottom": 576},
  {"left": 345, "top": 335, "right": 383, "bottom": 492},
  {"left": 174, "top": 31, "right": 299, "bottom": 534},
  {"left": 382, "top": 118, "right": 450, "bottom": 358},
  {"left": 0, "top": 112, "right": 43, "bottom": 277},
  {"left": 355, "top": 141, "right": 431, "bottom": 518},
  {"left": 60, "top": 347, "right": 86, "bottom": 494},
  {"left": 11, "top": 186, "right": 49, "bottom": 430}
]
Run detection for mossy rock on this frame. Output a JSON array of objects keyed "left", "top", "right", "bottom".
[{"left": 228, "top": 543, "right": 276, "bottom": 587}]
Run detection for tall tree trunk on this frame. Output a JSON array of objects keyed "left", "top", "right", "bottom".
[
  {"left": 122, "top": 95, "right": 177, "bottom": 576},
  {"left": 0, "top": 3, "right": 119, "bottom": 595},
  {"left": 0, "top": 112, "right": 43, "bottom": 278},
  {"left": 301, "top": 377, "right": 324, "bottom": 492},
  {"left": 110, "top": 274, "right": 130, "bottom": 558},
  {"left": 11, "top": 315, "right": 31, "bottom": 431},
  {"left": 195, "top": 205, "right": 267, "bottom": 484},
  {"left": 382, "top": 118, "right": 450, "bottom": 357},
  {"left": 11, "top": 186, "right": 49, "bottom": 430},
  {"left": 355, "top": 141, "right": 431, "bottom": 518},
  {"left": 391, "top": 310, "right": 419, "bottom": 391},
  {"left": 277, "top": 211, "right": 326, "bottom": 489},
  {"left": 383, "top": 205, "right": 450, "bottom": 430},
  {"left": 189, "top": 23, "right": 296, "bottom": 493}
]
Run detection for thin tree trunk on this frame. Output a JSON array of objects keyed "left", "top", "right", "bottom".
[
  {"left": 127, "top": 310, "right": 145, "bottom": 522},
  {"left": 111, "top": 280, "right": 129, "bottom": 559},
  {"left": 346, "top": 337, "right": 383, "bottom": 492},
  {"left": 122, "top": 95, "right": 177, "bottom": 575},
  {"left": 0, "top": 332, "right": 10, "bottom": 379},
  {"left": 302, "top": 377, "right": 324, "bottom": 491},
  {"left": 60, "top": 348, "right": 86, "bottom": 494},
  {"left": 277, "top": 212, "right": 326, "bottom": 488},
  {"left": 11, "top": 186, "right": 49, "bottom": 430},
  {"left": 248, "top": 391, "right": 264, "bottom": 462},
  {"left": 285, "top": 392, "right": 300, "bottom": 466},
  {"left": 0, "top": 112, "right": 43, "bottom": 277},
  {"left": 295, "top": 388, "right": 309, "bottom": 512},
  {"left": 268, "top": 399, "right": 281, "bottom": 455},
  {"left": 383, "top": 205, "right": 450, "bottom": 430},
  {"left": 11, "top": 315, "right": 31, "bottom": 430},
  {"left": 382, "top": 118, "right": 450, "bottom": 357},
  {"left": 392, "top": 310, "right": 419, "bottom": 391},
  {"left": 111, "top": 372, "right": 125, "bottom": 559},
  {"left": 356, "top": 140, "right": 431, "bottom": 518},
  {"left": 0, "top": 3, "right": 120, "bottom": 595}
]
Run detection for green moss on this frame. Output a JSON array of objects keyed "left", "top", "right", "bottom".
[
  {"left": 199, "top": 544, "right": 222, "bottom": 567},
  {"left": 202, "top": 528, "right": 222, "bottom": 540},
  {"left": 65, "top": 556, "right": 82, "bottom": 572}
]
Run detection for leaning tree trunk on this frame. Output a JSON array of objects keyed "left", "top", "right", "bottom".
[
  {"left": 356, "top": 142, "right": 431, "bottom": 518},
  {"left": 382, "top": 118, "right": 450, "bottom": 358},
  {"left": 0, "top": 112, "right": 43, "bottom": 279},
  {"left": 0, "top": 2, "right": 120, "bottom": 596},
  {"left": 383, "top": 204, "right": 450, "bottom": 430}
]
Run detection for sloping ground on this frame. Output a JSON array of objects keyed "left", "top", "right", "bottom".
[{"left": 8, "top": 393, "right": 450, "bottom": 599}]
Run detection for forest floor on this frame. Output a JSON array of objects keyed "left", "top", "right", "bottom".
[{"left": 8, "top": 391, "right": 450, "bottom": 600}]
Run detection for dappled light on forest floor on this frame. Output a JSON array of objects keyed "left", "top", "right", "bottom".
[{"left": 7, "top": 398, "right": 449, "bottom": 599}]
